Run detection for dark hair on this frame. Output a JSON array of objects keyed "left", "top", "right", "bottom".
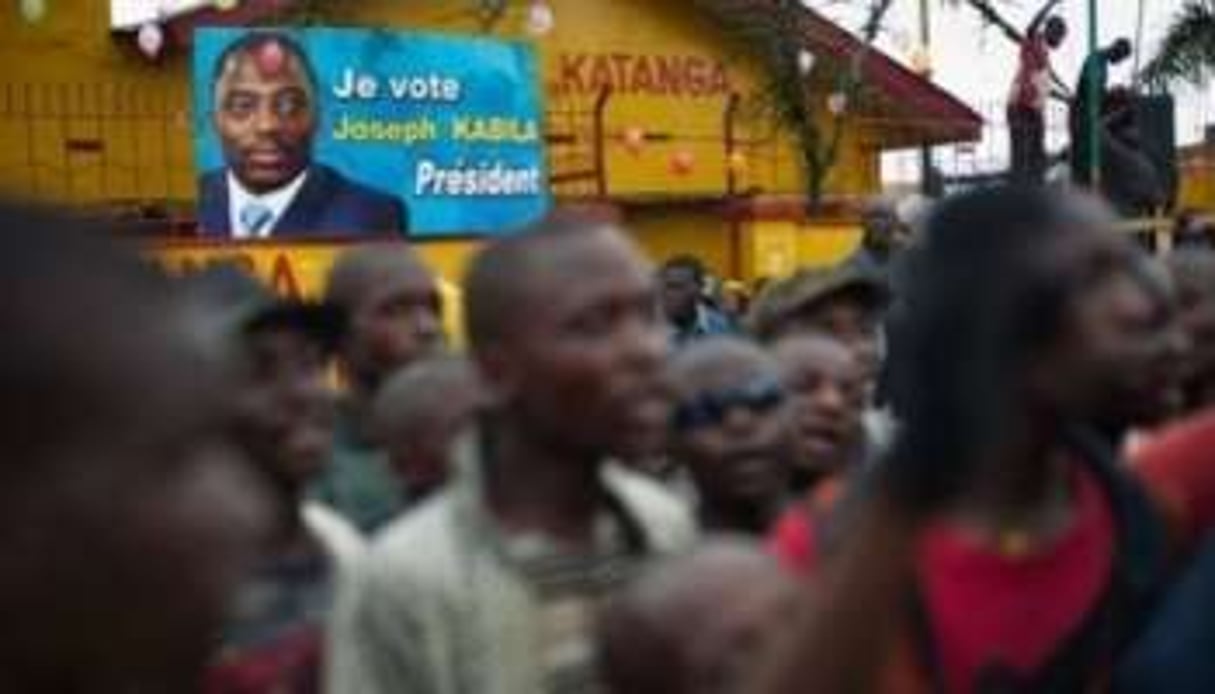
[
  {"left": 1108, "top": 38, "right": 1133, "bottom": 62},
  {"left": 661, "top": 255, "right": 706, "bottom": 286},
  {"left": 211, "top": 31, "right": 319, "bottom": 98},
  {"left": 324, "top": 244, "right": 431, "bottom": 313},
  {"left": 1045, "top": 16, "right": 1067, "bottom": 35},
  {"left": 885, "top": 187, "right": 1102, "bottom": 504},
  {"left": 0, "top": 200, "right": 185, "bottom": 471},
  {"left": 373, "top": 355, "right": 482, "bottom": 440},
  {"left": 463, "top": 211, "right": 604, "bottom": 350}
]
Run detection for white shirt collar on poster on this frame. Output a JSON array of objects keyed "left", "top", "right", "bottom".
[{"left": 227, "top": 170, "right": 310, "bottom": 240}]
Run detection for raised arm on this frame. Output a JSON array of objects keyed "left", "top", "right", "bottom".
[{"left": 1026, "top": 0, "right": 1065, "bottom": 38}]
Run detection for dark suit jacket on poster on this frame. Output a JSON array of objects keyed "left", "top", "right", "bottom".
[{"left": 198, "top": 164, "right": 408, "bottom": 238}]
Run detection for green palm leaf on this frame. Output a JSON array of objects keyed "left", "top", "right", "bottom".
[{"left": 1142, "top": 0, "right": 1215, "bottom": 89}]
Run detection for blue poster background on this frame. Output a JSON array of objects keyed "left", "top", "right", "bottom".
[{"left": 194, "top": 28, "right": 549, "bottom": 238}]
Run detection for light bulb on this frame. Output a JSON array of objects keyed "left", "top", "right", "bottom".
[
  {"left": 797, "top": 49, "right": 816, "bottom": 76},
  {"left": 20, "top": 0, "right": 46, "bottom": 23},
  {"left": 526, "top": 1, "right": 555, "bottom": 36},
  {"left": 670, "top": 150, "right": 696, "bottom": 176},
  {"left": 137, "top": 22, "right": 165, "bottom": 59},
  {"left": 827, "top": 92, "right": 848, "bottom": 116}
]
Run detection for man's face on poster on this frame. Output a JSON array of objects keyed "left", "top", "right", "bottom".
[{"left": 213, "top": 45, "right": 317, "bottom": 194}]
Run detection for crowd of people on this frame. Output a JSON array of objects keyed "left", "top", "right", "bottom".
[{"left": 5, "top": 185, "right": 1215, "bottom": 694}]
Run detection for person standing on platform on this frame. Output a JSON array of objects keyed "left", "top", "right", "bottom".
[{"left": 1007, "top": 1, "right": 1067, "bottom": 185}]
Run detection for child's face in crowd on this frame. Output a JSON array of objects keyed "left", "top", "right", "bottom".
[
  {"left": 382, "top": 382, "right": 481, "bottom": 500},
  {"left": 775, "top": 336, "right": 867, "bottom": 478},
  {"left": 671, "top": 350, "right": 793, "bottom": 509}
]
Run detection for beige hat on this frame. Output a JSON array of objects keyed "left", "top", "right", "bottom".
[{"left": 748, "top": 264, "right": 889, "bottom": 342}]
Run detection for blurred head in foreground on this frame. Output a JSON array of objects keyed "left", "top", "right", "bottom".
[
  {"left": 0, "top": 201, "right": 268, "bottom": 692},
  {"left": 373, "top": 354, "right": 484, "bottom": 503},
  {"left": 598, "top": 540, "right": 799, "bottom": 694},
  {"left": 887, "top": 188, "right": 1180, "bottom": 505}
]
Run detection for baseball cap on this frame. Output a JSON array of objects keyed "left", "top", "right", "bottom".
[{"left": 748, "top": 264, "right": 889, "bottom": 341}]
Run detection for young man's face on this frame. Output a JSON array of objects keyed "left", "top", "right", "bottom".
[
  {"left": 660, "top": 265, "right": 702, "bottom": 324},
  {"left": 213, "top": 47, "right": 317, "bottom": 194},
  {"left": 671, "top": 354, "right": 792, "bottom": 511},
  {"left": 775, "top": 336, "right": 866, "bottom": 479},
  {"left": 383, "top": 385, "right": 480, "bottom": 500},
  {"left": 344, "top": 266, "right": 443, "bottom": 387},
  {"left": 1044, "top": 19, "right": 1068, "bottom": 49},
  {"left": 1063, "top": 269, "right": 1186, "bottom": 428},
  {"left": 233, "top": 326, "right": 334, "bottom": 486},
  {"left": 1034, "top": 226, "right": 1185, "bottom": 428},
  {"left": 492, "top": 228, "right": 669, "bottom": 461}
]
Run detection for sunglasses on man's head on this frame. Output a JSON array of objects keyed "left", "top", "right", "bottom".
[{"left": 672, "top": 376, "right": 787, "bottom": 432}]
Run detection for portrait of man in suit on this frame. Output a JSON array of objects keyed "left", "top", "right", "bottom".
[{"left": 198, "top": 32, "right": 408, "bottom": 239}]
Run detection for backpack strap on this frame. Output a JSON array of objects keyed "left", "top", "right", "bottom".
[{"left": 1063, "top": 424, "right": 1171, "bottom": 648}]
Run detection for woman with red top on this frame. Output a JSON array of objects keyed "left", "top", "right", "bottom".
[{"left": 759, "top": 187, "right": 1206, "bottom": 694}]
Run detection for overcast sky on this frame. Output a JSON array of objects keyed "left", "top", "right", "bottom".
[{"left": 805, "top": 0, "right": 1213, "bottom": 179}]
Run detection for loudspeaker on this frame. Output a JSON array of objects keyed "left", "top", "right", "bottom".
[{"left": 1134, "top": 94, "right": 1179, "bottom": 206}]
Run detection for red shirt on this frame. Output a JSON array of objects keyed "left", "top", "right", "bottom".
[
  {"left": 1009, "top": 34, "right": 1051, "bottom": 112},
  {"left": 769, "top": 411, "right": 1215, "bottom": 692},
  {"left": 770, "top": 466, "right": 1116, "bottom": 693},
  {"left": 1134, "top": 409, "right": 1215, "bottom": 550},
  {"left": 916, "top": 467, "right": 1114, "bottom": 692}
]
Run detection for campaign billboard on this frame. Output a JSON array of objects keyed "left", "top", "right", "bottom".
[{"left": 193, "top": 28, "right": 549, "bottom": 239}]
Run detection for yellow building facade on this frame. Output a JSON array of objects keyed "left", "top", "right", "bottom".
[
  {"left": 0, "top": 0, "right": 979, "bottom": 290},
  {"left": 1179, "top": 141, "right": 1215, "bottom": 213}
]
